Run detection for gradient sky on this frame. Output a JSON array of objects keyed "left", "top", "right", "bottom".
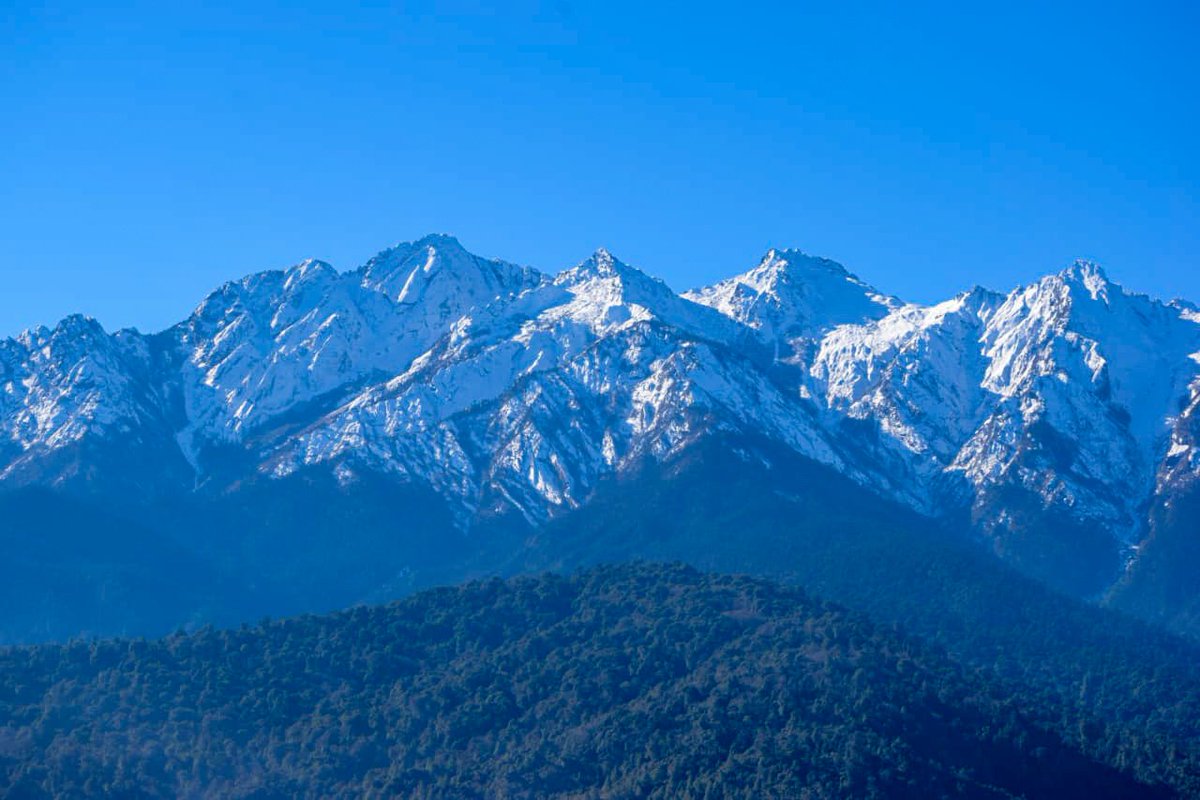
[{"left": 2, "top": 1, "right": 1197, "bottom": 337}]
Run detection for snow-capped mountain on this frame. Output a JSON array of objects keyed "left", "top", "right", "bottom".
[
  {"left": 2, "top": 234, "right": 1199, "bottom": 602},
  {"left": 173, "top": 235, "right": 542, "bottom": 464},
  {"left": 682, "top": 248, "right": 900, "bottom": 345},
  {"left": 782, "top": 261, "right": 1200, "bottom": 593},
  {"left": 263, "top": 248, "right": 843, "bottom": 520}
]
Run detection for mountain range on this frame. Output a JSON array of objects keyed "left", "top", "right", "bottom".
[{"left": 2, "top": 234, "right": 1199, "bottom": 639}]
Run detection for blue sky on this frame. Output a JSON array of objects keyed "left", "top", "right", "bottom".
[{"left": 2, "top": 1, "right": 1197, "bottom": 336}]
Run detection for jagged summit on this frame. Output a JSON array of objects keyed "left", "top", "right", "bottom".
[
  {"left": 959, "top": 284, "right": 1005, "bottom": 306},
  {"left": 537, "top": 248, "right": 742, "bottom": 342},
  {"left": 684, "top": 248, "right": 899, "bottom": 343},
  {"left": 14, "top": 313, "right": 108, "bottom": 347},
  {"left": 285, "top": 257, "right": 337, "bottom": 279},
  {"left": 358, "top": 234, "right": 541, "bottom": 306},
  {"left": 1045, "top": 258, "right": 1114, "bottom": 304},
  {"left": 556, "top": 247, "right": 643, "bottom": 282},
  {"left": 1060, "top": 257, "right": 1109, "bottom": 281},
  {"left": 553, "top": 248, "right": 682, "bottom": 303},
  {"left": 754, "top": 248, "right": 855, "bottom": 282}
]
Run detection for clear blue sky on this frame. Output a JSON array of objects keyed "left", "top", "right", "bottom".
[{"left": 2, "top": 1, "right": 1197, "bottom": 336}]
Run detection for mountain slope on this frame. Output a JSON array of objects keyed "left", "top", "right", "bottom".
[
  {"left": 691, "top": 257, "right": 1200, "bottom": 597},
  {"left": 1, "top": 235, "right": 1199, "bottom": 631},
  {"left": 0, "top": 316, "right": 188, "bottom": 493},
  {"left": 265, "top": 249, "right": 844, "bottom": 519},
  {"left": 1109, "top": 374, "right": 1200, "bottom": 628},
  {"left": 0, "top": 564, "right": 1167, "bottom": 799},
  {"left": 172, "top": 234, "right": 543, "bottom": 477}
]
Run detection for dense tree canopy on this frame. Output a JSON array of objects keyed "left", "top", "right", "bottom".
[{"left": 0, "top": 564, "right": 1174, "bottom": 799}]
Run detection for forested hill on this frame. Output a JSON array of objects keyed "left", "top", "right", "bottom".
[{"left": 0, "top": 564, "right": 1168, "bottom": 799}]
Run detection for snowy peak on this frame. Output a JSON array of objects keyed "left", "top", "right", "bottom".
[
  {"left": 167, "top": 236, "right": 553, "bottom": 449},
  {"left": 685, "top": 249, "right": 900, "bottom": 343},
  {"left": 188, "top": 257, "right": 337, "bottom": 334},
  {"left": 553, "top": 248, "right": 673, "bottom": 303},
  {"left": 283, "top": 258, "right": 338, "bottom": 292},
  {"left": 358, "top": 233, "right": 541, "bottom": 308},
  {"left": 0, "top": 312, "right": 175, "bottom": 489},
  {"left": 558, "top": 247, "right": 623, "bottom": 279},
  {"left": 949, "top": 264, "right": 1200, "bottom": 549},
  {"left": 1058, "top": 259, "right": 1112, "bottom": 301},
  {"left": 13, "top": 313, "right": 108, "bottom": 352},
  {"left": 547, "top": 249, "right": 742, "bottom": 341},
  {"left": 996, "top": 260, "right": 1126, "bottom": 338},
  {"left": 746, "top": 248, "right": 856, "bottom": 291},
  {"left": 983, "top": 261, "right": 1200, "bottom": 402}
]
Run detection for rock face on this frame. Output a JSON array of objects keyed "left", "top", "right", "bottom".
[{"left": 3, "top": 234, "right": 1199, "bottom": 606}]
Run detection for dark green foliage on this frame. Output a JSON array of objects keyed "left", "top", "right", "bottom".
[{"left": 0, "top": 565, "right": 1163, "bottom": 799}]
